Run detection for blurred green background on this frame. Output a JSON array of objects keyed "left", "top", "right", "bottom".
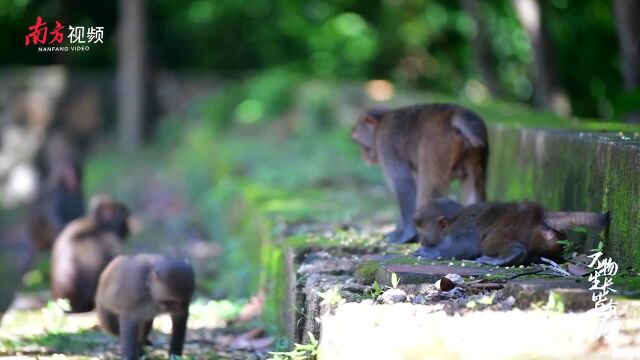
[{"left": 1, "top": 0, "right": 638, "bottom": 120}]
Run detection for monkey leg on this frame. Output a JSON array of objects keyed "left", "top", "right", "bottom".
[
  {"left": 475, "top": 243, "right": 529, "bottom": 266},
  {"left": 68, "top": 296, "right": 95, "bottom": 313},
  {"left": 119, "top": 314, "right": 141, "bottom": 360},
  {"left": 138, "top": 319, "right": 154, "bottom": 346},
  {"left": 169, "top": 312, "right": 189, "bottom": 356},
  {"left": 381, "top": 159, "right": 417, "bottom": 244},
  {"left": 97, "top": 305, "right": 120, "bottom": 335},
  {"left": 460, "top": 149, "right": 487, "bottom": 205}
]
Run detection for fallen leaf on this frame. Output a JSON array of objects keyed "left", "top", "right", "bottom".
[{"left": 567, "top": 263, "right": 591, "bottom": 277}]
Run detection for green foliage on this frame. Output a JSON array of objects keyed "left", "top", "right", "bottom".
[
  {"left": 355, "top": 261, "right": 379, "bottom": 284},
  {"left": 189, "top": 298, "right": 246, "bottom": 322},
  {"left": 545, "top": 291, "right": 566, "bottom": 313},
  {"left": 0, "top": 329, "right": 106, "bottom": 354},
  {"left": 1, "top": 0, "right": 632, "bottom": 119},
  {"left": 317, "top": 287, "right": 345, "bottom": 308},
  {"left": 268, "top": 332, "right": 319, "bottom": 360},
  {"left": 592, "top": 241, "right": 604, "bottom": 253},
  {"left": 369, "top": 280, "right": 383, "bottom": 299},
  {"left": 390, "top": 272, "right": 400, "bottom": 289}
]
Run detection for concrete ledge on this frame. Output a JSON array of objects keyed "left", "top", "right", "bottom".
[
  {"left": 318, "top": 302, "right": 640, "bottom": 360},
  {"left": 487, "top": 125, "right": 640, "bottom": 269}
]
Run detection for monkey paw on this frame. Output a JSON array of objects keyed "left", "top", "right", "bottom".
[
  {"left": 413, "top": 247, "right": 438, "bottom": 258},
  {"left": 385, "top": 226, "right": 417, "bottom": 244}
]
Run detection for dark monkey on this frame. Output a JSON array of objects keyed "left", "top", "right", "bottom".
[
  {"left": 351, "top": 104, "right": 488, "bottom": 244},
  {"left": 414, "top": 198, "right": 608, "bottom": 266},
  {"left": 95, "top": 254, "right": 195, "bottom": 360},
  {"left": 28, "top": 156, "right": 85, "bottom": 250},
  {"left": 50, "top": 195, "right": 130, "bottom": 312}
]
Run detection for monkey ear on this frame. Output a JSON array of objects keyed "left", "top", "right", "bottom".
[
  {"left": 366, "top": 107, "right": 388, "bottom": 122},
  {"left": 364, "top": 115, "right": 379, "bottom": 126},
  {"left": 436, "top": 216, "right": 449, "bottom": 230}
]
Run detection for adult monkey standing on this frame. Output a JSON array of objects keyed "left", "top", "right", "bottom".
[{"left": 351, "top": 104, "right": 488, "bottom": 243}]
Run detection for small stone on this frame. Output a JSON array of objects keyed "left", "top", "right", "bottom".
[
  {"left": 444, "top": 273, "right": 464, "bottom": 285},
  {"left": 435, "top": 277, "right": 456, "bottom": 291},
  {"left": 504, "top": 296, "right": 516, "bottom": 306},
  {"left": 412, "top": 294, "right": 427, "bottom": 305},
  {"left": 379, "top": 288, "right": 408, "bottom": 304}
]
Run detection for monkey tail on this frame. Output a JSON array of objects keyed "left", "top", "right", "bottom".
[
  {"left": 451, "top": 111, "right": 487, "bottom": 148},
  {"left": 544, "top": 211, "right": 609, "bottom": 231}
]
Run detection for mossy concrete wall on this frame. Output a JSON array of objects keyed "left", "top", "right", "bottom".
[{"left": 487, "top": 124, "right": 640, "bottom": 269}]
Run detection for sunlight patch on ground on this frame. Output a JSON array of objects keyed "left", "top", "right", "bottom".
[{"left": 0, "top": 299, "right": 242, "bottom": 358}]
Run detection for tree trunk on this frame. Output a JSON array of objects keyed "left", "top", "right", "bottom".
[
  {"left": 613, "top": 0, "right": 640, "bottom": 123},
  {"left": 117, "top": 0, "right": 146, "bottom": 152},
  {"left": 513, "top": 0, "right": 571, "bottom": 116},
  {"left": 461, "top": 0, "right": 501, "bottom": 97}
]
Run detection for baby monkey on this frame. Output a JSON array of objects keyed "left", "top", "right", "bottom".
[
  {"left": 414, "top": 198, "right": 608, "bottom": 266},
  {"left": 95, "top": 254, "right": 195, "bottom": 360}
]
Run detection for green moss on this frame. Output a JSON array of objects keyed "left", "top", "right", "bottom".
[
  {"left": 0, "top": 330, "right": 105, "bottom": 355},
  {"left": 612, "top": 275, "right": 640, "bottom": 299},
  {"left": 355, "top": 261, "right": 379, "bottom": 284}
]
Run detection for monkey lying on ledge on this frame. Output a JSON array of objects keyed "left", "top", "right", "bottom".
[{"left": 413, "top": 198, "right": 608, "bottom": 266}]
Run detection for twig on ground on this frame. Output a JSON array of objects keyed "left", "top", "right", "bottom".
[{"left": 540, "top": 257, "right": 572, "bottom": 277}]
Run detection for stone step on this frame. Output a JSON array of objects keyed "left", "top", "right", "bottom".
[{"left": 318, "top": 301, "right": 640, "bottom": 360}]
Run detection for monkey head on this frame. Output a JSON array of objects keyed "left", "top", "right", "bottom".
[
  {"left": 150, "top": 258, "right": 195, "bottom": 314},
  {"left": 89, "top": 195, "right": 131, "bottom": 239},
  {"left": 529, "top": 222, "right": 565, "bottom": 262},
  {"left": 414, "top": 198, "right": 463, "bottom": 246},
  {"left": 351, "top": 108, "right": 387, "bottom": 165}
]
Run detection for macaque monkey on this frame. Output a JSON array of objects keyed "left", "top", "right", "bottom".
[
  {"left": 28, "top": 156, "right": 85, "bottom": 250},
  {"left": 351, "top": 104, "right": 488, "bottom": 244},
  {"left": 50, "top": 195, "right": 130, "bottom": 312},
  {"left": 95, "top": 254, "right": 195, "bottom": 360},
  {"left": 414, "top": 198, "right": 608, "bottom": 266}
]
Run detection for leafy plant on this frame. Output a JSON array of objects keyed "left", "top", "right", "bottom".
[
  {"left": 268, "top": 332, "right": 319, "bottom": 360},
  {"left": 557, "top": 239, "right": 574, "bottom": 259},
  {"left": 317, "top": 287, "right": 345, "bottom": 308},
  {"left": 390, "top": 272, "right": 400, "bottom": 289},
  {"left": 591, "top": 241, "right": 604, "bottom": 253},
  {"left": 545, "top": 291, "right": 566, "bottom": 313},
  {"left": 372, "top": 280, "right": 383, "bottom": 298}
]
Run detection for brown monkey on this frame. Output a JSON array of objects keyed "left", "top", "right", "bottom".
[
  {"left": 351, "top": 104, "right": 488, "bottom": 243},
  {"left": 50, "top": 195, "right": 130, "bottom": 312},
  {"left": 28, "top": 156, "right": 85, "bottom": 250},
  {"left": 414, "top": 198, "right": 608, "bottom": 266},
  {"left": 95, "top": 254, "right": 195, "bottom": 360}
]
